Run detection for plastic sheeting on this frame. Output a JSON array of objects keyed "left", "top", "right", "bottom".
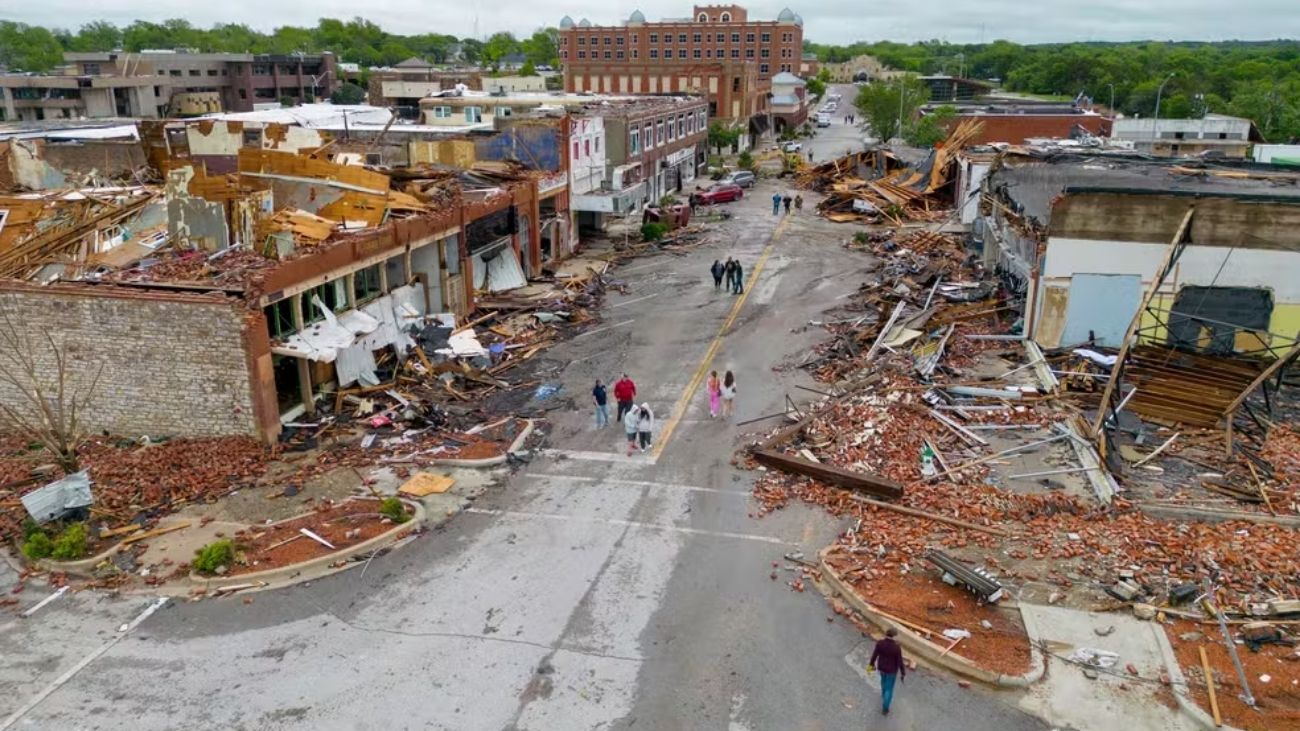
[{"left": 472, "top": 244, "right": 526, "bottom": 293}]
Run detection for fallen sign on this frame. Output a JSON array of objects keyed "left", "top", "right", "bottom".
[
  {"left": 925, "top": 549, "right": 1005, "bottom": 602},
  {"left": 751, "top": 449, "right": 904, "bottom": 500}
]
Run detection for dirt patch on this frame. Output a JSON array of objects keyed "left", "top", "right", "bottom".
[
  {"left": 825, "top": 553, "right": 1033, "bottom": 677},
  {"left": 219, "top": 499, "right": 407, "bottom": 576},
  {"left": 1166, "top": 620, "right": 1300, "bottom": 731}
]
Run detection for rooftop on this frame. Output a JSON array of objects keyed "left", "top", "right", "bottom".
[{"left": 990, "top": 155, "right": 1300, "bottom": 225}]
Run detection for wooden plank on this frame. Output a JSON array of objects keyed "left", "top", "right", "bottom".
[
  {"left": 120, "top": 521, "right": 191, "bottom": 545},
  {"left": 1221, "top": 339, "right": 1300, "bottom": 416},
  {"left": 752, "top": 449, "right": 904, "bottom": 500},
  {"left": 1199, "top": 645, "right": 1222, "bottom": 727},
  {"left": 846, "top": 494, "right": 1009, "bottom": 537}
]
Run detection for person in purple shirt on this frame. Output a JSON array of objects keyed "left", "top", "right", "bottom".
[{"left": 869, "top": 628, "right": 906, "bottom": 715}]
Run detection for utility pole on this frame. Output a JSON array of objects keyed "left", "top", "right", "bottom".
[
  {"left": 1153, "top": 72, "right": 1175, "bottom": 142},
  {"left": 1106, "top": 83, "right": 1115, "bottom": 117},
  {"left": 896, "top": 77, "right": 906, "bottom": 143}
]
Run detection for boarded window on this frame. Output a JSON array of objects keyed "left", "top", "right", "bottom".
[{"left": 1167, "top": 286, "right": 1273, "bottom": 355}]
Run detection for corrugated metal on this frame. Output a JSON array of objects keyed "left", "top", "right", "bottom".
[{"left": 21, "top": 471, "right": 93, "bottom": 524}]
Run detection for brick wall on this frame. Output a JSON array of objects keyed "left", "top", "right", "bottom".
[{"left": 0, "top": 287, "right": 259, "bottom": 439}]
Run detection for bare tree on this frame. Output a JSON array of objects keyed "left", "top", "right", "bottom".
[{"left": 0, "top": 299, "right": 102, "bottom": 473}]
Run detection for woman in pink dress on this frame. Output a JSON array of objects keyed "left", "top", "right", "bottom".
[{"left": 706, "top": 371, "right": 721, "bottom": 418}]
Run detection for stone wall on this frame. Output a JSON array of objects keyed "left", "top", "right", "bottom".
[{"left": 0, "top": 286, "right": 259, "bottom": 439}]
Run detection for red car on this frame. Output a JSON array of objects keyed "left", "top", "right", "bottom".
[{"left": 693, "top": 183, "right": 744, "bottom": 205}]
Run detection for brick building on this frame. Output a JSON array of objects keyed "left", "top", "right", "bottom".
[
  {"left": 927, "top": 103, "right": 1111, "bottom": 146},
  {"left": 557, "top": 5, "right": 804, "bottom": 133}
]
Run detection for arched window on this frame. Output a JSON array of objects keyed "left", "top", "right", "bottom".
[
  {"left": 720, "top": 12, "right": 731, "bottom": 21},
  {"left": 697, "top": 12, "right": 707, "bottom": 21}
]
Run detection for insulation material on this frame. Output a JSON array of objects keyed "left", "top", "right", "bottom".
[
  {"left": 441, "top": 328, "right": 488, "bottom": 358},
  {"left": 335, "top": 344, "right": 379, "bottom": 388}
]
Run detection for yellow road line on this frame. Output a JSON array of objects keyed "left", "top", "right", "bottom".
[{"left": 652, "top": 215, "right": 792, "bottom": 458}]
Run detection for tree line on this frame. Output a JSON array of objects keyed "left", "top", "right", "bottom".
[
  {"left": 0, "top": 18, "right": 559, "bottom": 76},
  {"left": 808, "top": 39, "right": 1300, "bottom": 142}
]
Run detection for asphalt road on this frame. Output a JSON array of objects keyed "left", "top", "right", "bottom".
[{"left": 0, "top": 106, "right": 1051, "bottom": 731}]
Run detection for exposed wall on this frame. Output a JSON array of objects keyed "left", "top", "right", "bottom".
[{"left": 0, "top": 286, "right": 259, "bottom": 439}]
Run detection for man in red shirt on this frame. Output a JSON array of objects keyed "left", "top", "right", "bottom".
[
  {"left": 613, "top": 374, "right": 637, "bottom": 422},
  {"left": 869, "top": 628, "right": 906, "bottom": 715}
]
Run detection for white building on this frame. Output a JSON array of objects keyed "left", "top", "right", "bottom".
[{"left": 1110, "top": 114, "right": 1259, "bottom": 158}]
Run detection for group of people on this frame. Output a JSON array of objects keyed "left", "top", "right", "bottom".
[
  {"left": 710, "top": 258, "right": 745, "bottom": 294},
  {"left": 843, "top": 113, "right": 856, "bottom": 125},
  {"left": 771, "top": 192, "right": 803, "bottom": 215},
  {"left": 590, "top": 368, "right": 740, "bottom": 456}
]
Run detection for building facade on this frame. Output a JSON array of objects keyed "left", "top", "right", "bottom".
[
  {"left": 1111, "top": 114, "right": 1259, "bottom": 158},
  {"left": 557, "top": 4, "right": 803, "bottom": 128},
  {"left": 769, "top": 71, "right": 807, "bottom": 132}
]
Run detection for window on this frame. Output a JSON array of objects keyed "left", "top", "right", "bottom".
[
  {"left": 761, "top": 32, "right": 771, "bottom": 42},
  {"left": 353, "top": 265, "right": 383, "bottom": 304},
  {"left": 656, "top": 120, "right": 664, "bottom": 144},
  {"left": 667, "top": 119, "right": 674, "bottom": 141},
  {"left": 573, "top": 140, "right": 580, "bottom": 159},
  {"left": 746, "top": 33, "right": 755, "bottom": 42},
  {"left": 616, "top": 36, "right": 624, "bottom": 45},
  {"left": 578, "top": 36, "right": 586, "bottom": 45},
  {"left": 578, "top": 51, "right": 586, "bottom": 59},
  {"left": 746, "top": 49, "right": 754, "bottom": 59},
  {"left": 732, "top": 77, "right": 741, "bottom": 92},
  {"left": 650, "top": 49, "right": 659, "bottom": 59},
  {"left": 617, "top": 51, "right": 625, "bottom": 60},
  {"left": 604, "top": 51, "right": 612, "bottom": 59},
  {"left": 720, "top": 11, "right": 731, "bottom": 21},
  {"left": 677, "top": 115, "right": 684, "bottom": 137},
  {"left": 630, "top": 125, "right": 641, "bottom": 154},
  {"left": 760, "top": 63, "right": 769, "bottom": 74},
  {"left": 302, "top": 280, "right": 347, "bottom": 325},
  {"left": 632, "top": 49, "right": 638, "bottom": 59},
  {"left": 169, "top": 69, "right": 182, "bottom": 77},
  {"left": 731, "top": 49, "right": 740, "bottom": 58},
  {"left": 693, "top": 33, "right": 702, "bottom": 42},
  {"left": 264, "top": 299, "right": 297, "bottom": 339},
  {"left": 643, "top": 125, "right": 652, "bottom": 149},
  {"left": 697, "top": 12, "right": 707, "bottom": 21},
  {"left": 705, "top": 49, "right": 712, "bottom": 58},
  {"left": 717, "top": 46, "right": 725, "bottom": 57},
  {"left": 464, "top": 106, "right": 482, "bottom": 123},
  {"left": 782, "top": 33, "right": 792, "bottom": 42},
  {"left": 585, "top": 139, "right": 591, "bottom": 156},
  {"left": 594, "top": 136, "right": 600, "bottom": 153},
  {"left": 678, "top": 33, "right": 687, "bottom": 43},
  {"left": 731, "top": 33, "right": 740, "bottom": 43},
  {"left": 761, "top": 48, "right": 770, "bottom": 58},
  {"left": 604, "top": 36, "right": 612, "bottom": 45},
  {"left": 687, "top": 114, "right": 695, "bottom": 134},
  {"left": 443, "top": 235, "right": 461, "bottom": 276},
  {"left": 253, "top": 63, "right": 271, "bottom": 75},
  {"left": 649, "top": 33, "right": 658, "bottom": 43},
  {"left": 678, "top": 49, "right": 688, "bottom": 59},
  {"left": 206, "top": 69, "right": 218, "bottom": 76},
  {"left": 693, "top": 49, "right": 702, "bottom": 59},
  {"left": 431, "top": 105, "right": 452, "bottom": 118},
  {"left": 496, "top": 106, "right": 513, "bottom": 118},
  {"left": 561, "top": 50, "right": 568, "bottom": 59}
]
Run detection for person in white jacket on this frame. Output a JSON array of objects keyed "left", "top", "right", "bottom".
[
  {"left": 636, "top": 403, "right": 654, "bottom": 452},
  {"left": 624, "top": 405, "right": 641, "bottom": 456}
]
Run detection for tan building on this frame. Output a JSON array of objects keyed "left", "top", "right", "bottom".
[
  {"left": 557, "top": 4, "right": 803, "bottom": 131},
  {"left": 1, "top": 59, "right": 168, "bottom": 122}
]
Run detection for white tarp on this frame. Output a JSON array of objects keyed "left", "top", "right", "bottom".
[
  {"left": 273, "top": 287, "right": 431, "bottom": 364},
  {"left": 440, "top": 328, "right": 488, "bottom": 358}
]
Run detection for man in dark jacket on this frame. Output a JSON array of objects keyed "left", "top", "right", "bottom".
[
  {"left": 732, "top": 260, "right": 744, "bottom": 294},
  {"left": 869, "top": 628, "right": 906, "bottom": 715}
]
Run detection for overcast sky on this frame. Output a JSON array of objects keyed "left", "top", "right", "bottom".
[{"left": 10, "top": 0, "right": 1300, "bottom": 45}]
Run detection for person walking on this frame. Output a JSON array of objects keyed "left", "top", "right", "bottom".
[
  {"left": 782, "top": 194, "right": 792, "bottom": 214},
  {"left": 807, "top": 150, "right": 814, "bottom": 163},
  {"left": 636, "top": 403, "right": 654, "bottom": 452},
  {"left": 771, "top": 192, "right": 781, "bottom": 215},
  {"left": 732, "top": 260, "right": 744, "bottom": 294},
  {"left": 723, "top": 257, "right": 736, "bottom": 292},
  {"left": 623, "top": 404, "right": 640, "bottom": 456},
  {"left": 614, "top": 374, "right": 637, "bottom": 422},
  {"left": 794, "top": 194, "right": 804, "bottom": 212},
  {"left": 711, "top": 259, "right": 725, "bottom": 290},
  {"left": 868, "top": 628, "right": 906, "bottom": 716},
  {"left": 592, "top": 379, "right": 609, "bottom": 428},
  {"left": 721, "top": 370, "right": 737, "bottom": 417},
  {"left": 706, "top": 370, "right": 722, "bottom": 418}
]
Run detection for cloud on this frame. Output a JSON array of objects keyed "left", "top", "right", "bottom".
[{"left": 8, "top": 0, "right": 1300, "bottom": 44}]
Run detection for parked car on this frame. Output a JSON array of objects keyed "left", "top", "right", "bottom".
[
  {"left": 693, "top": 182, "right": 744, "bottom": 205},
  {"left": 720, "top": 170, "right": 756, "bottom": 188},
  {"left": 815, "top": 113, "right": 831, "bottom": 128},
  {"left": 782, "top": 141, "right": 803, "bottom": 153}
]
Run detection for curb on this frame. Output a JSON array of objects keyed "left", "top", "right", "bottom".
[
  {"left": 423, "top": 419, "right": 534, "bottom": 467},
  {"left": 1152, "top": 621, "right": 1247, "bottom": 731},
  {"left": 183, "top": 497, "right": 427, "bottom": 595},
  {"left": 818, "top": 548, "right": 1044, "bottom": 687}
]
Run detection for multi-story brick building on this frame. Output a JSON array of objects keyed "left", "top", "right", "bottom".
[{"left": 557, "top": 5, "right": 803, "bottom": 135}]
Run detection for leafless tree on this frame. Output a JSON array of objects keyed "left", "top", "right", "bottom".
[{"left": 0, "top": 298, "right": 102, "bottom": 473}]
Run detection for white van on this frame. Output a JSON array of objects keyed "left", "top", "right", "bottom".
[{"left": 816, "top": 113, "right": 831, "bottom": 127}]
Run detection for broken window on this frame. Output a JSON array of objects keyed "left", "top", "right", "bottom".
[
  {"left": 353, "top": 265, "right": 383, "bottom": 305},
  {"left": 264, "top": 299, "right": 297, "bottom": 339},
  {"left": 301, "top": 280, "right": 346, "bottom": 325},
  {"left": 443, "top": 235, "right": 461, "bottom": 276}
]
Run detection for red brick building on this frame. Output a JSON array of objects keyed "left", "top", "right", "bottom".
[
  {"left": 933, "top": 107, "right": 1112, "bottom": 146},
  {"left": 558, "top": 5, "right": 804, "bottom": 130}
]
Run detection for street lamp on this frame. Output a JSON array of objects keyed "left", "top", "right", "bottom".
[
  {"left": 1106, "top": 83, "right": 1115, "bottom": 117},
  {"left": 896, "top": 77, "right": 906, "bottom": 143},
  {"left": 1153, "top": 72, "right": 1176, "bottom": 138}
]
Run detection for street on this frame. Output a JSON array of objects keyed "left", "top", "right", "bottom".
[{"left": 0, "top": 102, "right": 1049, "bottom": 731}]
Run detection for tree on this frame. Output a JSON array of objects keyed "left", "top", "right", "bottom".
[
  {"left": 483, "top": 31, "right": 520, "bottom": 68},
  {"left": 854, "top": 75, "right": 928, "bottom": 143},
  {"left": 330, "top": 82, "right": 366, "bottom": 105},
  {"left": 906, "top": 104, "right": 957, "bottom": 147},
  {"left": 0, "top": 301, "right": 103, "bottom": 473},
  {"left": 806, "top": 76, "right": 826, "bottom": 99},
  {"left": 707, "top": 122, "right": 741, "bottom": 154},
  {"left": 522, "top": 29, "right": 559, "bottom": 68},
  {"left": 0, "top": 22, "right": 64, "bottom": 72},
  {"left": 520, "top": 61, "right": 537, "bottom": 76},
  {"left": 69, "top": 21, "right": 122, "bottom": 52}
]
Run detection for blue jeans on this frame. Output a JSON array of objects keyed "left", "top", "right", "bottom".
[
  {"left": 880, "top": 672, "right": 897, "bottom": 713},
  {"left": 595, "top": 403, "right": 608, "bottom": 427},
  {"left": 772, "top": 201, "right": 780, "bottom": 215}
]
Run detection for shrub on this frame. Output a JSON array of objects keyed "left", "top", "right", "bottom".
[
  {"left": 380, "top": 497, "right": 410, "bottom": 523},
  {"left": 50, "top": 523, "right": 87, "bottom": 561},
  {"left": 737, "top": 150, "right": 754, "bottom": 170},
  {"left": 193, "top": 539, "right": 235, "bottom": 575},
  {"left": 22, "top": 531, "right": 53, "bottom": 560},
  {"left": 21, "top": 518, "right": 43, "bottom": 540},
  {"left": 640, "top": 222, "right": 669, "bottom": 242}
]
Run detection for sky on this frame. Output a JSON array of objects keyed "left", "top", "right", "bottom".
[{"left": 10, "top": 0, "right": 1300, "bottom": 45}]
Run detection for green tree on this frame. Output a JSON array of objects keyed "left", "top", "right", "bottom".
[
  {"left": 806, "top": 77, "right": 826, "bottom": 99},
  {"left": 854, "top": 75, "right": 929, "bottom": 142},
  {"left": 330, "top": 82, "right": 366, "bottom": 105},
  {"left": 483, "top": 31, "right": 519, "bottom": 68},
  {"left": 0, "top": 22, "right": 64, "bottom": 71},
  {"left": 522, "top": 29, "right": 558, "bottom": 67},
  {"left": 906, "top": 104, "right": 957, "bottom": 147},
  {"left": 707, "top": 121, "right": 741, "bottom": 154},
  {"left": 520, "top": 60, "right": 537, "bottom": 76},
  {"left": 69, "top": 21, "right": 122, "bottom": 52}
]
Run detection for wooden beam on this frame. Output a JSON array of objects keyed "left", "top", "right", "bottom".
[
  {"left": 752, "top": 449, "right": 904, "bottom": 500},
  {"left": 1091, "top": 206, "right": 1195, "bottom": 437},
  {"left": 1220, "top": 338, "right": 1300, "bottom": 416},
  {"left": 846, "top": 494, "right": 1008, "bottom": 536},
  {"left": 1199, "top": 645, "right": 1222, "bottom": 727}
]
